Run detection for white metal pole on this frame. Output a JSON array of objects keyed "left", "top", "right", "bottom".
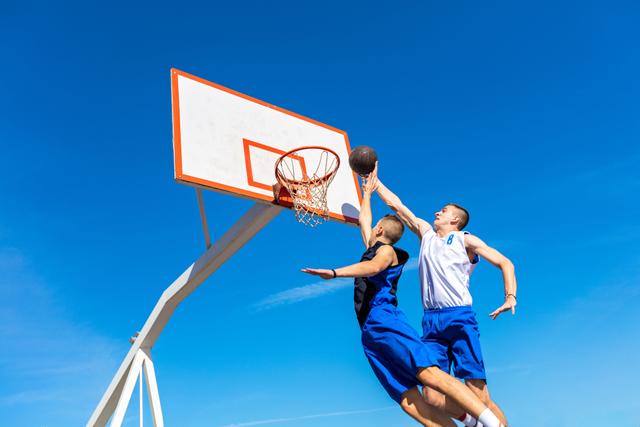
[
  {"left": 139, "top": 367, "right": 143, "bottom": 427},
  {"left": 109, "top": 350, "right": 145, "bottom": 427},
  {"left": 87, "top": 203, "right": 282, "bottom": 427},
  {"left": 195, "top": 188, "right": 211, "bottom": 250},
  {"left": 141, "top": 349, "right": 164, "bottom": 427}
]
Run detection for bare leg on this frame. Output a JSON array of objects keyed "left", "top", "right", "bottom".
[
  {"left": 466, "top": 380, "right": 508, "bottom": 426},
  {"left": 416, "top": 367, "right": 488, "bottom": 420},
  {"left": 422, "top": 386, "right": 465, "bottom": 419},
  {"left": 423, "top": 381, "right": 508, "bottom": 427},
  {"left": 399, "top": 387, "right": 456, "bottom": 427}
]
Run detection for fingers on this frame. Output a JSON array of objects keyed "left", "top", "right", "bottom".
[
  {"left": 370, "top": 173, "right": 378, "bottom": 189},
  {"left": 370, "top": 162, "right": 379, "bottom": 187},
  {"left": 489, "top": 302, "right": 517, "bottom": 320},
  {"left": 489, "top": 305, "right": 505, "bottom": 320},
  {"left": 361, "top": 175, "right": 372, "bottom": 192}
]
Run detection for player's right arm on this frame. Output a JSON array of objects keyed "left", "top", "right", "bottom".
[
  {"left": 373, "top": 166, "right": 431, "bottom": 237},
  {"left": 302, "top": 245, "right": 395, "bottom": 279}
]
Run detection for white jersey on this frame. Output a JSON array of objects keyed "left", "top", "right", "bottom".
[{"left": 418, "top": 229, "right": 478, "bottom": 309}]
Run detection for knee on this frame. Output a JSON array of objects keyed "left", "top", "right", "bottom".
[
  {"left": 399, "top": 387, "right": 422, "bottom": 414},
  {"left": 418, "top": 366, "right": 444, "bottom": 390},
  {"left": 399, "top": 398, "right": 412, "bottom": 413},
  {"left": 422, "top": 387, "right": 445, "bottom": 409},
  {"left": 400, "top": 399, "right": 417, "bottom": 416},
  {"left": 399, "top": 392, "right": 425, "bottom": 424},
  {"left": 398, "top": 396, "right": 436, "bottom": 427}
]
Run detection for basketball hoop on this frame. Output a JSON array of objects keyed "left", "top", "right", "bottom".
[{"left": 275, "top": 146, "right": 340, "bottom": 227}]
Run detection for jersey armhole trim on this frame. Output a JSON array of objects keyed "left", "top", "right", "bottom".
[{"left": 461, "top": 231, "right": 480, "bottom": 264}]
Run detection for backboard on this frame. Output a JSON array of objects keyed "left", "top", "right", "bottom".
[{"left": 171, "top": 69, "right": 361, "bottom": 224}]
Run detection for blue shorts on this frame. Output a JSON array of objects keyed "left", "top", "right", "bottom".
[
  {"left": 421, "top": 306, "right": 486, "bottom": 381},
  {"left": 362, "top": 304, "right": 438, "bottom": 403}
]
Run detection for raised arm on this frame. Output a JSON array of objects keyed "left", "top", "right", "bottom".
[
  {"left": 464, "top": 234, "right": 517, "bottom": 320},
  {"left": 358, "top": 174, "right": 378, "bottom": 248},
  {"left": 302, "top": 245, "right": 395, "bottom": 279},
  {"left": 374, "top": 172, "right": 431, "bottom": 238}
]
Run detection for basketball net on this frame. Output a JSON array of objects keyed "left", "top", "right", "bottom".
[{"left": 275, "top": 146, "right": 340, "bottom": 227}]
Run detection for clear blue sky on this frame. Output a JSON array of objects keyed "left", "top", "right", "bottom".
[{"left": 1, "top": 1, "right": 639, "bottom": 426}]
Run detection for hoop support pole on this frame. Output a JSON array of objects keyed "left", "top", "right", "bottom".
[{"left": 87, "top": 202, "right": 282, "bottom": 427}]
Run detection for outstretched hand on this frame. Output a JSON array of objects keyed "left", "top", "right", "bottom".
[
  {"left": 361, "top": 162, "right": 379, "bottom": 194},
  {"left": 301, "top": 268, "right": 335, "bottom": 280},
  {"left": 489, "top": 295, "right": 517, "bottom": 320}
]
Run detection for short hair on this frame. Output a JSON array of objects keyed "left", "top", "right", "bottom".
[
  {"left": 380, "top": 214, "right": 404, "bottom": 244},
  {"left": 448, "top": 203, "right": 469, "bottom": 230}
]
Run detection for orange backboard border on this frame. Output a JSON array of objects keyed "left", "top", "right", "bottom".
[{"left": 170, "top": 68, "right": 362, "bottom": 225}]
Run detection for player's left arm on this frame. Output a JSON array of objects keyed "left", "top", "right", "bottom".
[
  {"left": 464, "top": 234, "right": 517, "bottom": 320},
  {"left": 302, "top": 245, "right": 394, "bottom": 279},
  {"left": 358, "top": 173, "right": 378, "bottom": 248}
]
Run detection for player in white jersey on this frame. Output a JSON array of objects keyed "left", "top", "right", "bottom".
[{"left": 372, "top": 164, "right": 517, "bottom": 427}]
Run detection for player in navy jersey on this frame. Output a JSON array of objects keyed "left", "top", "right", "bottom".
[
  {"left": 372, "top": 163, "right": 516, "bottom": 427},
  {"left": 302, "top": 174, "right": 505, "bottom": 427}
]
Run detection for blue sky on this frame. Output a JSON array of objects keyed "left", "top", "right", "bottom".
[{"left": 1, "top": 1, "right": 640, "bottom": 426}]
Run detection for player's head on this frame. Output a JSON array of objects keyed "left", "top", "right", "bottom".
[
  {"left": 434, "top": 204, "right": 469, "bottom": 231},
  {"left": 370, "top": 214, "right": 404, "bottom": 245}
]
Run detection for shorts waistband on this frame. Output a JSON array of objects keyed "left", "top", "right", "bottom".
[{"left": 424, "top": 305, "right": 473, "bottom": 313}]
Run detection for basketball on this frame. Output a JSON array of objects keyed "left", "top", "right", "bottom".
[{"left": 348, "top": 146, "right": 378, "bottom": 176}]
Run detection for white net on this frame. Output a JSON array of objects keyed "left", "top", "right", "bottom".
[{"left": 275, "top": 147, "right": 340, "bottom": 227}]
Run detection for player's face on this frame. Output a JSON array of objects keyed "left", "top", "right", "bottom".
[
  {"left": 369, "top": 220, "right": 383, "bottom": 246},
  {"left": 434, "top": 205, "right": 456, "bottom": 228}
]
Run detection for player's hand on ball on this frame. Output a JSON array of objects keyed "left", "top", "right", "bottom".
[
  {"left": 301, "top": 268, "right": 335, "bottom": 280},
  {"left": 370, "top": 161, "right": 378, "bottom": 180},
  {"left": 489, "top": 295, "right": 516, "bottom": 320},
  {"left": 361, "top": 162, "right": 379, "bottom": 194}
]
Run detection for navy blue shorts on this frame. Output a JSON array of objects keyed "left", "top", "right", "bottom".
[
  {"left": 421, "top": 306, "right": 486, "bottom": 381},
  {"left": 362, "top": 304, "right": 438, "bottom": 403}
]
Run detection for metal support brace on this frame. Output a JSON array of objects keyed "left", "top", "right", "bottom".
[
  {"left": 195, "top": 188, "right": 211, "bottom": 249},
  {"left": 87, "top": 203, "right": 282, "bottom": 427},
  {"left": 108, "top": 348, "right": 164, "bottom": 427},
  {"left": 139, "top": 366, "right": 143, "bottom": 427}
]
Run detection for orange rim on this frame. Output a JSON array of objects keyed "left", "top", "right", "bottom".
[{"left": 275, "top": 146, "right": 341, "bottom": 187}]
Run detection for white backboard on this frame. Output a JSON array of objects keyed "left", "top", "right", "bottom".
[{"left": 171, "top": 69, "right": 361, "bottom": 224}]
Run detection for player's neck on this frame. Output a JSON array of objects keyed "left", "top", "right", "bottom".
[
  {"left": 435, "top": 226, "right": 457, "bottom": 238},
  {"left": 376, "top": 237, "right": 393, "bottom": 245}
]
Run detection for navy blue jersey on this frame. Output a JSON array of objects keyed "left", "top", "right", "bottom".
[{"left": 354, "top": 241, "right": 409, "bottom": 327}]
